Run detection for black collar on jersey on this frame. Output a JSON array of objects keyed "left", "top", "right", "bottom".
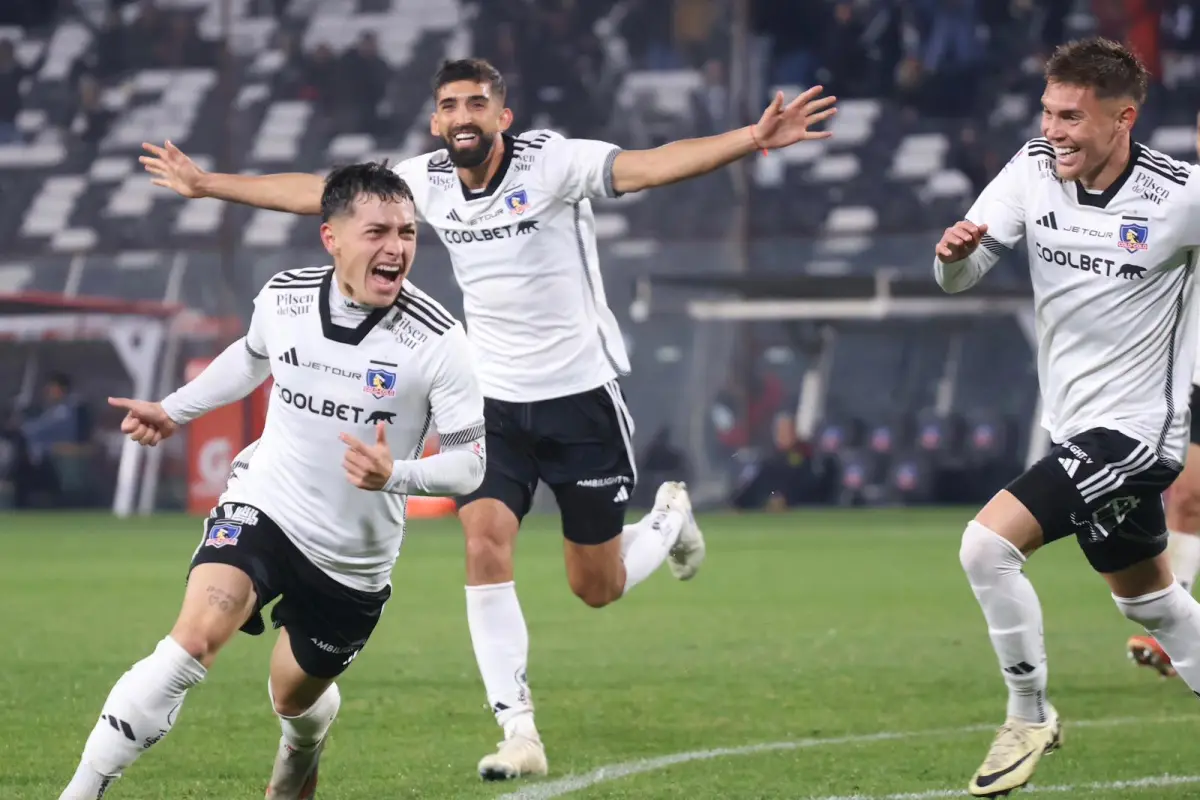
[
  {"left": 1074, "top": 140, "right": 1139, "bottom": 209},
  {"left": 318, "top": 267, "right": 391, "bottom": 346},
  {"left": 459, "top": 133, "right": 516, "bottom": 202}
]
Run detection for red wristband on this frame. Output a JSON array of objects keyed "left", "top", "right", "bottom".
[{"left": 749, "top": 125, "right": 769, "bottom": 156}]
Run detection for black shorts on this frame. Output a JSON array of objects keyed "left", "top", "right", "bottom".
[
  {"left": 1191, "top": 384, "right": 1200, "bottom": 445},
  {"left": 189, "top": 504, "right": 390, "bottom": 679},
  {"left": 456, "top": 381, "right": 636, "bottom": 545},
  {"left": 1007, "top": 427, "right": 1180, "bottom": 573}
]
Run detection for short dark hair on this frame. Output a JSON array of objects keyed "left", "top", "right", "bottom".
[
  {"left": 432, "top": 58, "right": 506, "bottom": 102},
  {"left": 321, "top": 161, "right": 414, "bottom": 222},
  {"left": 1045, "top": 37, "right": 1149, "bottom": 105},
  {"left": 46, "top": 372, "right": 71, "bottom": 392}
]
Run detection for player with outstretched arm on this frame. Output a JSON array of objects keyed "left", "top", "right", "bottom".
[
  {"left": 140, "top": 58, "right": 837, "bottom": 780},
  {"left": 59, "top": 163, "right": 485, "bottom": 800}
]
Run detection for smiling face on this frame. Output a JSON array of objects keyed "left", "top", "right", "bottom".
[
  {"left": 321, "top": 193, "right": 417, "bottom": 307},
  {"left": 431, "top": 79, "right": 512, "bottom": 169},
  {"left": 1040, "top": 80, "right": 1137, "bottom": 184}
]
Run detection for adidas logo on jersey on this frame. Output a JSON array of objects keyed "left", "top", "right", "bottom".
[
  {"left": 445, "top": 209, "right": 463, "bottom": 223},
  {"left": 1036, "top": 212, "right": 1058, "bottom": 229},
  {"left": 278, "top": 347, "right": 300, "bottom": 365}
]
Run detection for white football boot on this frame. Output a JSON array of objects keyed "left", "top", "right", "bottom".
[
  {"left": 657, "top": 481, "right": 706, "bottom": 580},
  {"left": 477, "top": 731, "right": 548, "bottom": 781},
  {"left": 265, "top": 738, "right": 323, "bottom": 799}
]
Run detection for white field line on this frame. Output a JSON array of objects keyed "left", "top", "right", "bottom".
[{"left": 497, "top": 714, "right": 1200, "bottom": 800}]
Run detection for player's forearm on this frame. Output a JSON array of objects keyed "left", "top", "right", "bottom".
[
  {"left": 197, "top": 171, "right": 323, "bottom": 215},
  {"left": 613, "top": 127, "right": 759, "bottom": 193},
  {"left": 382, "top": 438, "right": 485, "bottom": 497},
  {"left": 934, "top": 252, "right": 993, "bottom": 294},
  {"left": 161, "top": 338, "right": 271, "bottom": 424}
]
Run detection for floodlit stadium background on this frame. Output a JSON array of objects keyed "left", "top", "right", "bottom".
[{"left": 4, "top": 2, "right": 1200, "bottom": 798}]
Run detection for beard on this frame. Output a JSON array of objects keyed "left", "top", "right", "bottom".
[{"left": 444, "top": 126, "right": 494, "bottom": 168}]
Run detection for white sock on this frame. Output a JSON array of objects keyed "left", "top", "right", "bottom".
[
  {"left": 1115, "top": 583, "right": 1200, "bottom": 692},
  {"left": 272, "top": 680, "right": 340, "bottom": 750},
  {"left": 60, "top": 636, "right": 206, "bottom": 799},
  {"left": 959, "top": 521, "right": 1049, "bottom": 724},
  {"left": 466, "top": 583, "right": 535, "bottom": 732},
  {"left": 1169, "top": 531, "right": 1200, "bottom": 594},
  {"left": 621, "top": 508, "right": 684, "bottom": 595}
]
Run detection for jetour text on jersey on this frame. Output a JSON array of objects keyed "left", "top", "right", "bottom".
[{"left": 277, "top": 384, "right": 369, "bottom": 423}]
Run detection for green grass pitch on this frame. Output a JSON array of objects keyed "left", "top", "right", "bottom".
[{"left": 2, "top": 508, "right": 1198, "bottom": 798}]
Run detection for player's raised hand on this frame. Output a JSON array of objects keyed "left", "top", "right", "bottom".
[
  {"left": 140, "top": 140, "right": 207, "bottom": 198},
  {"left": 108, "top": 397, "right": 178, "bottom": 447},
  {"left": 340, "top": 423, "right": 394, "bottom": 490},
  {"left": 750, "top": 86, "right": 837, "bottom": 151},
  {"left": 936, "top": 221, "right": 989, "bottom": 263}
]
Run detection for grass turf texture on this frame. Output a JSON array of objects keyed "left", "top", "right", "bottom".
[{"left": 1, "top": 508, "right": 1197, "bottom": 799}]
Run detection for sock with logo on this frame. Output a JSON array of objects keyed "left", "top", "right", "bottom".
[
  {"left": 1169, "top": 531, "right": 1200, "bottom": 594},
  {"left": 60, "top": 636, "right": 206, "bottom": 799},
  {"left": 620, "top": 508, "right": 684, "bottom": 595},
  {"left": 466, "top": 583, "right": 535, "bottom": 731},
  {"left": 1115, "top": 583, "right": 1200, "bottom": 692},
  {"left": 272, "top": 680, "right": 341, "bottom": 750},
  {"left": 959, "top": 521, "right": 1049, "bottom": 724}
]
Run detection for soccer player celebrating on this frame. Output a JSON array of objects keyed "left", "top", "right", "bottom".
[
  {"left": 59, "top": 163, "right": 486, "bottom": 800},
  {"left": 1127, "top": 111, "right": 1200, "bottom": 677},
  {"left": 141, "top": 58, "right": 836, "bottom": 779},
  {"left": 935, "top": 38, "right": 1200, "bottom": 797}
]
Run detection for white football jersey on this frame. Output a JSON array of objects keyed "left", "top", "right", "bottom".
[
  {"left": 217, "top": 266, "right": 484, "bottom": 591},
  {"left": 393, "top": 130, "right": 630, "bottom": 403},
  {"left": 937, "top": 139, "right": 1200, "bottom": 465}
]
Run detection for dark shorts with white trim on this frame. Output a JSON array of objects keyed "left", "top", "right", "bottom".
[
  {"left": 455, "top": 381, "right": 636, "bottom": 545},
  {"left": 1006, "top": 427, "right": 1179, "bottom": 573}
]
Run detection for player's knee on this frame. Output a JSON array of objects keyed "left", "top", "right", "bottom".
[
  {"left": 567, "top": 572, "right": 621, "bottom": 608},
  {"left": 1170, "top": 481, "right": 1200, "bottom": 526},
  {"left": 959, "top": 520, "right": 1025, "bottom": 584},
  {"left": 168, "top": 625, "right": 230, "bottom": 664}
]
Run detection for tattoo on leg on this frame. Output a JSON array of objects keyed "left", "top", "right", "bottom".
[{"left": 206, "top": 584, "right": 238, "bottom": 613}]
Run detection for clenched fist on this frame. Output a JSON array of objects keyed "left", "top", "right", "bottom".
[{"left": 936, "top": 221, "right": 989, "bottom": 264}]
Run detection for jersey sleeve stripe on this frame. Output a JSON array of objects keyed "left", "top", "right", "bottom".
[
  {"left": 603, "top": 147, "right": 622, "bottom": 198},
  {"left": 1135, "top": 158, "right": 1189, "bottom": 187},
  {"left": 400, "top": 291, "right": 454, "bottom": 328},
  {"left": 440, "top": 424, "right": 486, "bottom": 446},
  {"left": 1138, "top": 147, "right": 1189, "bottom": 178},
  {"left": 268, "top": 280, "right": 325, "bottom": 289},
  {"left": 395, "top": 299, "right": 450, "bottom": 335},
  {"left": 980, "top": 234, "right": 1006, "bottom": 254},
  {"left": 245, "top": 340, "right": 267, "bottom": 359}
]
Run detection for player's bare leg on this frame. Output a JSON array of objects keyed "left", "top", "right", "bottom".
[
  {"left": 962, "top": 491, "right": 1062, "bottom": 798},
  {"left": 1128, "top": 443, "right": 1200, "bottom": 677},
  {"left": 264, "top": 628, "right": 340, "bottom": 799},
  {"left": 460, "top": 498, "right": 546, "bottom": 780},
  {"left": 59, "top": 564, "right": 255, "bottom": 799}
]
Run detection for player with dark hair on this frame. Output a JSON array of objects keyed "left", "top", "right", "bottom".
[
  {"left": 935, "top": 37, "right": 1200, "bottom": 797},
  {"left": 141, "top": 57, "right": 836, "bottom": 780},
  {"left": 58, "top": 162, "right": 485, "bottom": 799}
]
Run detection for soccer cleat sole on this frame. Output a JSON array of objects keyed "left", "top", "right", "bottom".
[
  {"left": 969, "top": 721, "right": 1063, "bottom": 798},
  {"left": 1127, "top": 637, "right": 1176, "bottom": 677},
  {"left": 479, "top": 764, "right": 518, "bottom": 782}
]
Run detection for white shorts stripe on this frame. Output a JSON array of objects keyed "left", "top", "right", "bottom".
[
  {"left": 1077, "top": 445, "right": 1156, "bottom": 505},
  {"left": 602, "top": 380, "right": 638, "bottom": 488}
]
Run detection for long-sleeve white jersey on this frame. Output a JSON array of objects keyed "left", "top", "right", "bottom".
[
  {"left": 392, "top": 131, "right": 629, "bottom": 403},
  {"left": 162, "top": 267, "right": 485, "bottom": 591},
  {"left": 935, "top": 139, "right": 1200, "bottom": 466}
]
